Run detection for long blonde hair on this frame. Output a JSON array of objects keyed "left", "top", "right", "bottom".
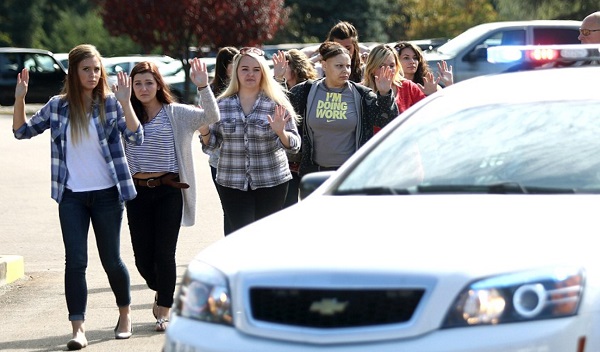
[
  {"left": 61, "top": 44, "right": 111, "bottom": 144},
  {"left": 362, "top": 44, "right": 404, "bottom": 92},
  {"left": 220, "top": 49, "right": 297, "bottom": 123}
]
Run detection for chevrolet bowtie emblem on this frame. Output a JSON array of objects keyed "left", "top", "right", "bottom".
[{"left": 309, "top": 298, "right": 348, "bottom": 316}]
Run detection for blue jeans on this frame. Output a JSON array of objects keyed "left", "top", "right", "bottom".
[{"left": 58, "top": 186, "right": 131, "bottom": 321}]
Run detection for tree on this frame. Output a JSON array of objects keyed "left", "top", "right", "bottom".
[
  {"left": 494, "top": 0, "right": 598, "bottom": 21},
  {"left": 270, "top": 0, "right": 393, "bottom": 44},
  {"left": 404, "top": 0, "right": 498, "bottom": 39},
  {"left": 97, "top": 0, "right": 288, "bottom": 101}
]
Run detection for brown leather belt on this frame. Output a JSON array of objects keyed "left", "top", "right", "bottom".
[{"left": 132, "top": 173, "right": 189, "bottom": 189}]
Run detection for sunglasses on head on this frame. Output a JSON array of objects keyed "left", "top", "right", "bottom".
[
  {"left": 239, "top": 47, "right": 265, "bottom": 56},
  {"left": 579, "top": 28, "right": 600, "bottom": 36}
]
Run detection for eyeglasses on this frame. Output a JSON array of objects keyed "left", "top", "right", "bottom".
[
  {"left": 579, "top": 28, "right": 600, "bottom": 36},
  {"left": 239, "top": 47, "right": 265, "bottom": 56}
]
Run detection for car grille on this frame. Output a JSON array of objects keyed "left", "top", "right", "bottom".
[{"left": 250, "top": 287, "right": 424, "bottom": 328}]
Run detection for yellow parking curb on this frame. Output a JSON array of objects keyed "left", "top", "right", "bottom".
[{"left": 0, "top": 255, "right": 24, "bottom": 286}]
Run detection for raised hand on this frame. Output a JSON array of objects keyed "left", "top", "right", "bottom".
[
  {"left": 189, "top": 58, "right": 209, "bottom": 88},
  {"left": 272, "top": 50, "right": 287, "bottom": 81},
  {"left": 267, "top": 104, "right": 290, "bottom": 135},
  {"left": 437, "top": 60, "right": 453, "bottom": 87},
  {"left": 422, "top": 71, "right": 440, "bottom": 96},
  {"left": 374, "top": 65, "right": 394, "bottom": 95},
  {"left": 113, "top": 71, "right": 132, "bottom": 102},
  {"left": 15, "top": 68, "right": 29, "bottom": 100}
]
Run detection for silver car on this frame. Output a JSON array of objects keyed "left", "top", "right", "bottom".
[
  {"left": 164, "top": 62, "right": 600, "bottom": 351},
  {"left": 425, "top": 20, "right": 581, "bottom": 82}
]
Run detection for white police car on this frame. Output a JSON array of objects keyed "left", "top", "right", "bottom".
[{"left": 164, "top": 47, "right": 600, "bottom": 352}]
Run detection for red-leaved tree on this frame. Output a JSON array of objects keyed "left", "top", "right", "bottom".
[{"left": 96, "top": 0, "right": 288, "bottom": 100}]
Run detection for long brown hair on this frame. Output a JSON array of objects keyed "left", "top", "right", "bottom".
[
  {"left": 129, "top": 61, "right": 175, "bottom": 123},
  {"left": 62, "top": 44, "right": 110, "bottom": 144},
  {"left": 394, "top": 41, "right": 432, "bottom": 86},
  {"left": 327, "top": 21, "right": 363, "bottom": 82},
  {"left": 210, "top": 47, "right": 239, "bottom": 97}
]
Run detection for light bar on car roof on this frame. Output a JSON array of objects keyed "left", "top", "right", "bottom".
[{"left": 487, "top": 44, "right": 600, "bottom": 64}]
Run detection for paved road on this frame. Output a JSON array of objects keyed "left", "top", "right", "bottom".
[{"left": 0, "top": 111, "right": 224, "bottom": 351}]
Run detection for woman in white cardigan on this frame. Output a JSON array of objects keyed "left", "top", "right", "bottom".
[{"left": 124, "top": 59, "right": 219, "bottom": 332}]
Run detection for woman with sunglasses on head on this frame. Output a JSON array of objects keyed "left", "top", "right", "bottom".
[
  {"left": 394, "top": 41, "right": 453, "bottom": 95},
  {"left": 363, "top": 44, "right": 426, "bottom": 115},
  {"left": 13, "top": 44, "right": 141, "bottom": 350},
  {"left": 199, "top": 47, "right": 300, "bottom": 233},
  {"left": 207, "top": 46, "right": 239, "bottom": 236},
  {"left": 125, "top": 58, "right": 219, "bottom": 332},
  {"left": 288, "top": 41, "right": 399, "bottom": 177}
]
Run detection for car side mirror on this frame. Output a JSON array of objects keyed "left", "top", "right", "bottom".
[
  {"left": 299, "top": 171, "right": 335, "bottom": 200},
  {"left": 464, "top": 45, "right": 488, "bottom": 62}
]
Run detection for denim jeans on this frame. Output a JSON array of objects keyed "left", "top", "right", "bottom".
[
  {"left": 126, "top": 184, "right": 182, "bottom": 308},
  {"left": 217, "top": 182, "right": 289, "bottom": 233},
  {"left": 58, "top": 186, "right": 131, "bottom": 321}
]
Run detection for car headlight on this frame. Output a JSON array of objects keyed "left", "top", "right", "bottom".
[
  {"left": 173, "top": 261, "right": 233, "bottom": 325},
  {"left": 442, "top": 267, "right": 584, "bottom": 328}
]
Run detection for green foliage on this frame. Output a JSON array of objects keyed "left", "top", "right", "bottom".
[
  {"left": 272, "top": 0, "right": 395, "bottom": 43},
  {"left": 405, "top": 0, "right": 499, "bottom": 39},
  {"left": 495, "top": 0, "right": 597, "bottom": 21},
  {"left": 41, "top": 9, "right": 142, "bottom": 56}
]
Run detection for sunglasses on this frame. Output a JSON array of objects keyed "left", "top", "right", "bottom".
[
  {"left": 579, "top": 28, "right": 600, "bottom": 36},
  {"left": 239, "top": 47, "right": 265, "bottom": 56}
]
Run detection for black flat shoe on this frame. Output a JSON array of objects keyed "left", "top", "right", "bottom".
[{"left": 114, "top": 317, "right": 132, "bottom": 339}]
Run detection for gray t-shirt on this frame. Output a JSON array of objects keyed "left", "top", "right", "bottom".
[{"left": 307, "top": 83, "right": 358, "bottom": 167}]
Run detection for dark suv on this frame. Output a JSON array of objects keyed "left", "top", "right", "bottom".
[{"left": 0, "top": 47, "right": 66, "bottom": 106}]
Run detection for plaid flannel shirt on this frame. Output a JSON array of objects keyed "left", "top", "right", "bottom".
[
  {"left": 13, "top": 95, "right": 144, "bottom": 203},
  {"left": 201, "top": 93, "right": 300, "bottom": 191}
]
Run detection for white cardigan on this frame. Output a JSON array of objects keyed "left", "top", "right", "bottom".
[{"left": 163, "top": 88, "right": 219, "bottom": 226}]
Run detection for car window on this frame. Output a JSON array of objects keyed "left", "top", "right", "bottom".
[
  {"left": 533, "top": 28, "right": 580, "bottom": 45},
  {"left": 335, "top": 98, "right": 600, "bottom": 193},
  {"left": 481, "top": 30, "right": 526, "bottom": 47},
  {"left": 105, "top": 63, "right": 129, "bottom": 75},
  {"left": 23, "top": 54, "right": 61, "bottom": 73},
  {"left": 0, "top": 53, "right": 20, "bottom": 73}
]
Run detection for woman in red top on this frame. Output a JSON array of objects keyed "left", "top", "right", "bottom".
[{"left": 363, "top": 44, "right": 426, "bottom": 116}]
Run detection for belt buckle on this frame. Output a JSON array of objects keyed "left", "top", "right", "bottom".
[{"left": 146, "top": 178, "right": 156, "bottom": 188}]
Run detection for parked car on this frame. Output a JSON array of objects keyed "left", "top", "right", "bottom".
[
  {"left": 161, "top": 57, "right": 216, "bottom": 103},
  {"left": 0, "top": 47, "right": 66, "bottom": 106},
  {"left": 102, "top": 55, "right": 177, "bottom": 86},
  {"left": 424, "top": 20, "right": 581, "bottom": 82},
  {"left": 164, "top": 57, "right": 600, "bottom": 351},
  {"left": 53, "top": 52, "right": 69, "bottom": 71}
]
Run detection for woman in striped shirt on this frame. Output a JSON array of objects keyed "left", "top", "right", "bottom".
[
  {"left": 199, "top": 47, "right": 300, "bottom": 233},
  {"left": 124, "top": 59, "right": 219, "bottom": 332}
]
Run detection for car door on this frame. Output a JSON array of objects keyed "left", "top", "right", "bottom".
[
  {"left": 23, "top": 53, "right": 66, "bottom": 103},
  {"left": 453, "top": 28, "right": 527, "bottom": 81}
]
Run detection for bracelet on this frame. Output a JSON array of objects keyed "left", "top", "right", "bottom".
[
  {"left": 200, "top": 132, "right": 210, "bottom": 137},
  {"left": 197, "top": 85, "right": 208, "bottom": 91}
]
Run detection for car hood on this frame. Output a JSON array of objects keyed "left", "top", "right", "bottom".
[
  {"left": 423, "top": 51, "right": 452, "bottom": 62},
  {"left": 196, "top": 195, "right": 597, "bottom": 276}
]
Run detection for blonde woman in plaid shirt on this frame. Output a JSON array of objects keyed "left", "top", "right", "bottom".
[{"left": 199, "top": 47, "right": 300, "bottom": 233}]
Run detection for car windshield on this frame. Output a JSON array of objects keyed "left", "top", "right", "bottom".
[
  {"left": 435, "top": 24, "right": 495, "bottom": 56},
  {"left": 334, "top": 98, "right": 600, "bottom": 195}
]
